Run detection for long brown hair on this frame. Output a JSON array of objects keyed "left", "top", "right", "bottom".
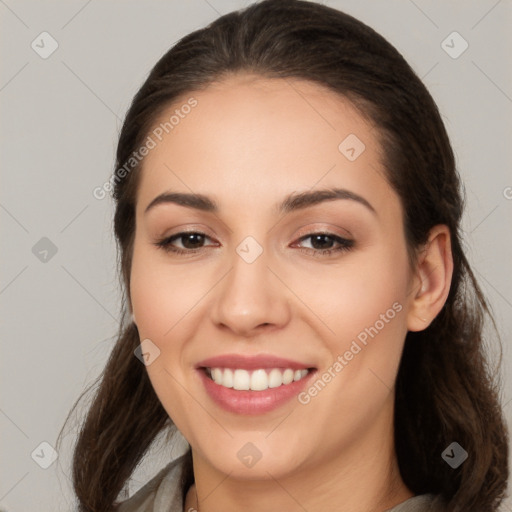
[{"left": 57, "top": 1, "right": 509, "bottom": 510}]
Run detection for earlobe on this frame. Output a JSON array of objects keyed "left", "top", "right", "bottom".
[{"left": 407, "top": 225, "right": 454, "bottom": 332}]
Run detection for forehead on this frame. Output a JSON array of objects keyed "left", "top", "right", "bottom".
[{"left": 135, "top": 73, "right": 391, "bottom": 214}]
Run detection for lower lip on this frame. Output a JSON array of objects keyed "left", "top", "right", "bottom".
[{"left": 198, "top": 369, "right": 315, "bottom": 415}]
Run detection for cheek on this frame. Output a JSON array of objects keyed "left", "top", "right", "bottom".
[
  {"left": 130, "top": 264, "right": 170, "bottom": 341},
  {"left": 129, "top": 246, "right": 196, "bottom": 428},
  {"left": 297, "top": 240, "right": 409, "bottom": 343},
  {"left": 347, "top": 261, "right": 409, "bottom": 383},
  {"left": 130, "top": 243, "right": 195, "bottom": 341},
  {"left": 296, "top": 234, "right": 411, "bottom": 403}
]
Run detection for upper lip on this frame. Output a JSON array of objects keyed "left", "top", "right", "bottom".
[{"left": 196, "top": 354, "right": 316, "bottom": 371}]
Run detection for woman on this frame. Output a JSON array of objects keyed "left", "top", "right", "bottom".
[{"left": 58, "top": 1, "right": 509, "bottom": 511}]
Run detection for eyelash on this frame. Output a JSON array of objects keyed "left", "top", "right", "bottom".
[{"left": 154, "top": 231, "right": 354, "bottom": 257}]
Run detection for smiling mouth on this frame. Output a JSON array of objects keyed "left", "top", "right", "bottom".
[{"left": 203, "top": 367, "right": 313, "bottom": 391}]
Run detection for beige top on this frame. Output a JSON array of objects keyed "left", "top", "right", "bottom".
[{"left": 115, "top": 454, "right": 443, "bottom": 512}]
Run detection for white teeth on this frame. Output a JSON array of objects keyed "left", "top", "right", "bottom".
[
  {"left": 223, "top": 368, "right": 234, "bottom": 388},
  {"left": 250, "top": 369, "right": 268, "bottom": 391},
  {"left": 212, "top": 368, "right": 223, "bottom": 385},
  {"left": 294, "top": 369, "right": 309, "bottom": 381},
  {"left": 233, "top": 369, "right": 250, "bottom": 390},
  {"left": 207, "top": 367, "right": 310, "bottom": 391},
  {"left": 268, "top": 368, "right": 282, "bottom": 388},
  {"left": 282, "top": 368, "right": 294, "bottom": 385}
]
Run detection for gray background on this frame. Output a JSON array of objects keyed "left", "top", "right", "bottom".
[{"left": 1, "top": 0, "right": 511, "bottom": 510}]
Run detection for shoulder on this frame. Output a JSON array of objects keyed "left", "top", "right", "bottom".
[
  {"left": 386, "top": 493, "right": 446, "bottom": 512},
  {"left": 113, "top": 453, "right": 189, "bottom": 512}
]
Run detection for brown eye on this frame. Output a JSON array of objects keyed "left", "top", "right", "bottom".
[
  {"left": 294, "top": 232, "right": 354, "bottom": 256},
  {"left": 174, "top": 233, "right": 206, "bottom": 249},
  {"left": 155, "top": 231, "right": 215, "bottom": 254},
  {"left": 307, "top": 234, "right": 336, "bottom": 250}
]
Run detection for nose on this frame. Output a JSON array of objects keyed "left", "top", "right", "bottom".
[{"left": 210, "top": 247, "right": 292, "bottom": 338}]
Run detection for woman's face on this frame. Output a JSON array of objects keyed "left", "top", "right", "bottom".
[{"left": 130, "top": 74, "right": 419, "bottom": 480}]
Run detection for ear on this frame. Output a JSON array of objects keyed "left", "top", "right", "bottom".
[{"left": 407, "top": 224, "right": 454, "bottom": 332}]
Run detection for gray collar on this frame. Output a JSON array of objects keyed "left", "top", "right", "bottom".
[{"left": 116, "top": 454, "right": 440, "bottom": 512}]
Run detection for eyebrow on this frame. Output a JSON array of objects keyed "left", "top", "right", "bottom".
[{"left": 144, "top": 187, "right": 376, "bottom": 216}]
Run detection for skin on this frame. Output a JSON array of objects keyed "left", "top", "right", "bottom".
[{"left": 129, "top": 73, "right": 453, "bottom": 512}]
